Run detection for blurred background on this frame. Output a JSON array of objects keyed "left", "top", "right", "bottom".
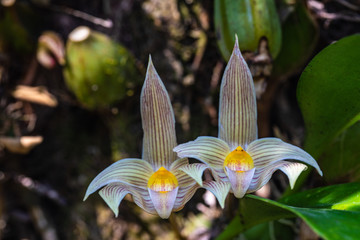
[{"left": 0, "top": 0, "right": 359, "bottom": 239}]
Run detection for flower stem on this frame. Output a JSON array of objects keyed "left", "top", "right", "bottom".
[
  {"left": 169, "top": 213, "right": 185, "bottom": 240},
  {"left": 224, "top": 194, "right": 237, "bottom": 219}
]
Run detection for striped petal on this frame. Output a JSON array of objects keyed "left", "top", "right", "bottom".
[
  {"left": 83, "top": 159, "right": 153, "bottom": 200},
  {"left": 148, "top": 187, "right": 179, "bottom": 219},
  {"left": 131, "top": 186, "right": 157, "bottom": 215},
  {"left": 169, "top": 158, "right": 200, "bottom": 211},
  {"left": 219, "top": 36, "right": 257, "bottom": 150},
  {"left": 99, "top": 183, "right": 158, "bottom": 216},
  {"left": 225, "top": 167, "right": 255, "bottom": 198},
  {"left": 280, "top": 162, "right": 308, "bottom": 189},
  {"left": 173, "top": 182, "right": 199, "bottom": 211},
  {"left": 248, "top": 162, "right": 308, "bottom": 192},
  {"left": 247, "top": 138, "right": 323, "bottom": 176},
  {"left": 173, "top": 136, "right": 230, "bottom": 169},
  {"left": 203, "top": 180, "right": 231, "bottom": 208},
  {"left": 218, "top": 36, "right": 257, "bottom": 150},
  {"left": 211, "top": 168, "right": 229, "bottom": 182},
  {"left": 170, "top": 156, "right": 189, "bottom": 171},
  {"left": 99, "top": 183, "right": 131, "bottom": 217},
  {"left": 141, "top": 56, "right": 177, "bottom": 170},
  {"left": 170, "top": 158, "right": 198, "bottom": 187},
  {"left": 179, "top": 163, "right": 209, "bottom": 186}
]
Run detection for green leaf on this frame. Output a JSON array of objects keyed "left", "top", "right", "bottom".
[
  {"left": 289, "top": 208, "right": 360, "bottom": 240},
  {"left": 0, "top": 11, "right": 33, "bottom": 54},
  {"left": 273, "top": 2, "right": 318, "bottom": 77},
  {"left": 217, "top": 183, "right": 360, "bottom": 240},
  {"left": 318, "top": 122, "right": 360, "bottom": 182},
  {"left": 242, "top": 221, "right": 295, "bottom": 240},
  {"left": 297, "top": 34, "right": 360, "bottom": 181},
  {"left": 279, "top": 182, "right": 360, "bottom": 211},
  {"left": 216, "top": 196, "right": 294, "bottom": 240}
]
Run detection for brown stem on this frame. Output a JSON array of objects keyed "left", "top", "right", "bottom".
[
  {"left": 21, "top": 57, "right": 38, "bottom": 85},
  {"left": 223, "top": 194, "right": 237, "bottom": 220},
  {"left": 257, "top": 76, "right": 280, "bottom": 138}
]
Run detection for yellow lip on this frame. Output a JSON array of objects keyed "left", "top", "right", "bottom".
[
  {"left": 224, "top": 146, "right": 254, "bottom": 172},
  {"left": 147, "top": 167, "right": 178, "bottom": 192}
]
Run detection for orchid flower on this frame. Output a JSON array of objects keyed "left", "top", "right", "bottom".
[
  {"left": 83, "top": 57, "right": 199, "bottom": 219},
  {"left": 174, "top": 37, "right": 323, "bottom": 201}
]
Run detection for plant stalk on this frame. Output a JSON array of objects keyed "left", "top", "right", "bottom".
[{"left": 169, "top": 213, "right": 185, "bottom": 240}]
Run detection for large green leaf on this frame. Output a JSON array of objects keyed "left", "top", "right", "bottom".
[
  {"left": 279, "top": 182, "right": 360, "bottom": 211},
  {"left": 241, "top": 221, "right": 295, "bottom": 240},
  {"left": 217, "top": 182, "right": 360, "bottom": 240},
  {"left": 318, "top": 121, "right": 360, "bottom": 181},
  {"left": 296, "top": 34, "right": 360, "bottom": 181},
  {"left": 216, "top": 197, "right": 294, "bottom": 240}
]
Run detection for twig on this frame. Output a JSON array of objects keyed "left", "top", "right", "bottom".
[
  {"left": 210, "top": 61, "right": 224, "bottom": 91},
  {"left": 55, "top": 6, "right": 113, "bottom": 28},
  {"left": 11, "top": 173, "right": 67, "bottom": 205},
  {"left": 30, "top": 205, "right": 58, "bottom": 240},
  {"left": 34, "top": 2, "right": 114, "bottom": 28},
  {"left": 21, "top": 57, "right": 38, "bottom": 86},
  {"left": 309, "top": 0, "right": 360, "bottom": 22},
  {"left": 190, "top": 30, "right": 207, "bottom": 71},
  {"left": 334, "top": 0, "right": 360, "bottom": 11}
]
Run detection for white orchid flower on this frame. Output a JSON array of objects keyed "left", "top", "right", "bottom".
[
  {"left": 174, "top": 37, "right": 322, "bottom": 203},
  {"left": 84, "top": 57, "right": 198, "bottom": 219}
]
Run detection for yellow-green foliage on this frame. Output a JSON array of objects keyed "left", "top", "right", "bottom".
[
  {"left": 63, "top": 27, "right": 140, "bottom": 110},
  {"left": 214, "top": 0, "right": 282, "bottom": 60}
]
